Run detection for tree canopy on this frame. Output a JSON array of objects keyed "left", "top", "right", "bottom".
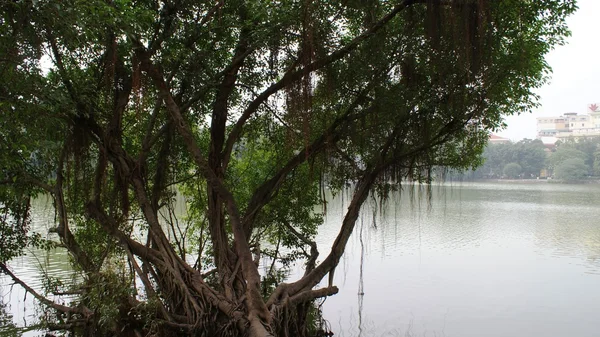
[
  {"left": 459, "top": 137, "right": 600, "bottom": 180},
  {"left": 466, "top": 139, "right": 547, "bottom": 179},
  {"left": 503, "top": 162, "right": 522, "bottom": 179},
  {"left": 0, "top": 0, "right": 575, "bottom": 336},
  {"left": 547, "top": 146, "right": 587, "bottom": 171},
  {"left": 554, "top": 158, "right": 589, "bottom": 180},
  {"left": 554, "top": 137, "right": 600, "bottom": 175}
]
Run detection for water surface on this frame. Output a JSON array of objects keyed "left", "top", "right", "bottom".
[
  {"left": 317, "top": 182, "right": 600, "bottom": 337},
  {"left": 2, "top": 182, "right": 600, "bottom": 337}
]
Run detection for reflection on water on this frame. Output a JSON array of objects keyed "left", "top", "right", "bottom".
[
  {"left": 318, "top": 182, "right": 600, "bottom": 337},
  {"left": 2, "top": 183, "right": 600, "bottom": 337},
  {"left": 0, "top": 198, "right": 77, "bottom": 337}
]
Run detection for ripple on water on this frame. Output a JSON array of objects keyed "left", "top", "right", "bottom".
[
  {"left": 1, "top": 198, "right": 79, "bottom": 333},
  {"left": 3, "top": 184, "right": 600, "bottom": 337},
  {"left": 319, "top": 182, "right": 600, "bottom": 337}
]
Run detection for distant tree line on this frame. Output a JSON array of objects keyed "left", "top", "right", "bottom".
[{"left": 454, "top": 137, "right": 600, "bottom": 181}]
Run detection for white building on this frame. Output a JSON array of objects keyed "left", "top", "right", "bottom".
[
  {"left": 536, "top": 116, "right": 568, "bottom": 137},
  {"left": 536, "top": 104, "right": 600, "bottom": 141}
]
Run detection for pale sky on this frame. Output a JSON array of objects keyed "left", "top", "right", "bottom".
[{"left": 498, "top": 0, "right": 600, "bottom": 141}]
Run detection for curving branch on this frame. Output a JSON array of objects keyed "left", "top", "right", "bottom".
[
  {"left": 221, "top": 0, "right": 423, "bottom": 169},
  {"left": 0, "top": 263, "right": 91, "bottom": 316},
  {"left": 267, "top": 92, "right": 490, "bottom": 307},
  {"left": 137, "top": 47, "right": 274, "bottom": 336},
  {"left": 281, "top": 222, "right": 319, "bottom": 276},
  {"left": 85, "top": 201, "right": 163, "bottom": 266}
]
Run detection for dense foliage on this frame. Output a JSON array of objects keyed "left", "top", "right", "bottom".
[
  {"left": 554, "top": 158, "right": 588, "bottom": 180},
  {"left": 556, "top": 137, "right": 600, "bottom": 175},
  {"left": 0, "top": 0, "right": 575, "bottom": 336},
  {"left": 465, "top": 136, "right": 600, "bottom": 180},
  {"left": 466, "top": 139, "right": 547, "bottom": 179},
  {"left": 502, "top": 162, "right": 522, "bottom": 179}
]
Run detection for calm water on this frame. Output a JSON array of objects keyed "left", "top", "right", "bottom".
[
  {"left": 317, "top": 182, "right": 600, "bottom": 337},
  {"left": 2, "top": 182, "right": 600, "bottom": 336},
  {"left": 0, "top": 198, "right": 74, "bottom": 337}
]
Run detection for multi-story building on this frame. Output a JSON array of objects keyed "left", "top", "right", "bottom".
[
  {"left": 536, "top": 116, "right": 568, "bottom": 137},
  {"left": 536, "top": 103, "right": 600, "bottom": 141}
]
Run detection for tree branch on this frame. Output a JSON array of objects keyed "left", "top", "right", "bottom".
[
  {"left": 287, "top": 286, "right": 338, "bottom": 307},
  {"left": 137, "top": 47, "right": 273, "bottom": 335},
  {"left": 241, "top": 81, "right": 379, "bottom": 238},
  {"left": 0, "top": 263, "right": 92, "bottom": 316},
  {"left": 85, "top": 201, "right": 163, "bottom": 266},
  {"left": 281, "top": 222, "right": 319, "bottom": 275},
  {"left": 267, "top": 124, "right": 403, "bottom": 307},
  {"left": 221, "top": 0, "right": 420, "bottom": 169}
]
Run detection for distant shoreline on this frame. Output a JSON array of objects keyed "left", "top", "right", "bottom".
[{"left": 461, "top": 178, "right": 600, "bottom": 184}]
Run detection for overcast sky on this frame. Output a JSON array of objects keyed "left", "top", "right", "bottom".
[{"left": 497, "top": 0, "right": 600, "bottom": 141}]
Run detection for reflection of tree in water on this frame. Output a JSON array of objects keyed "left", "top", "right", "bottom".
[{"left": 0, "top": 300, "right": 19, "bottom": 337}]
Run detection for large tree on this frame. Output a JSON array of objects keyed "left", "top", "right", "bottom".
[{"left": 0, "top": 0, "right": 575, "bottom": 336}]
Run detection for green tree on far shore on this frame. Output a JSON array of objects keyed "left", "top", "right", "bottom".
[
  {"left": 547, "top": 146, "right": 587, "bottom": 171},
  {"left": 468, "top": 139, "right": 546, "bottom": 179},
  {"left": 503, "top": 163, "right": 522, "bottom": 179},
  {"left": 554, "top": 158, "right": 589, "bottom": 180},
  {"left": 594, "top": 151, "right": 600, "bottom": 176}
]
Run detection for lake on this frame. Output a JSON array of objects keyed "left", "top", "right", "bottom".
[
  {"left": 2, "top": 182, "right": 600, "bottom": 336},
  {"left": 317, "top": 182, "right": 600, "bottom": 337}
]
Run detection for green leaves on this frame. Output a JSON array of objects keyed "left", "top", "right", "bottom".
[
  {"left": 473, "top": 139, "right": 547, "bottom": 178},
  {"left": 503, "top": 162, "right": 523, "bottom": 179},
  {"left": 0, "top": 193, "right": 31, "bottom": 263},
  {"left": 554, "top": 158, "right": 589, "bottom": 180},
  {"left": 0, "top": 0, "right": 578, "bottom": 333},
  {"left": 547, "top": 146, "right": 587, "bottom": 171}
]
